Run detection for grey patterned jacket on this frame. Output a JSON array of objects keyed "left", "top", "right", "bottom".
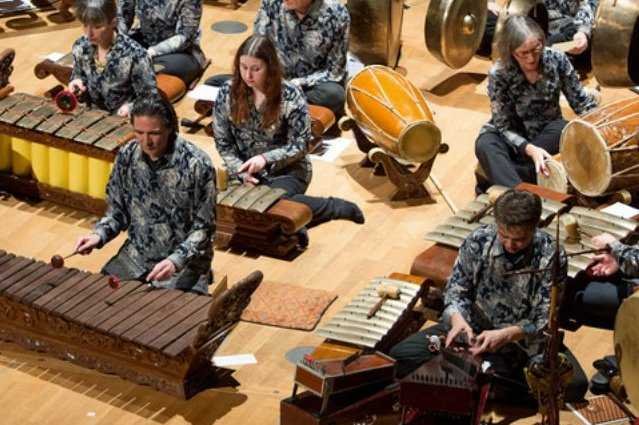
[
  {"left": 93, "top": 136, "right": 216, "bottom": 293},
  {"left": 545, "top": 0, "right": 597, "bottom": 39},
  {"left": 70, "top": 33, "right": 158, "bottom": 113},
  {"left": 254, "top": 0, "right": 349, "bottom": 88},
  {"left": 117, "top": 0, "right": 207, "bottom": 67},
  {"left": 213, "top": 81, "right": 312, "bottom": 184},
  {"left": 608, "top": 241, "right": 639, "bottom": 278},
  {"left": 481, "top": 48, "right": 597, "bottom": 155},
  {"left": 442, "top": 224, "right": 566, "bottom": 355}
]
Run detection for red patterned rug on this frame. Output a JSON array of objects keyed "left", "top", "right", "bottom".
[{"left": 240, "top": 281, "right": 337, "bottom": 331}]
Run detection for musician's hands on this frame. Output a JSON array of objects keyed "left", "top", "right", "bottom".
[
  {"left": 568, "top": 32, "right": 589, "bottom": 55},
  {"left": 117, "top": 103, "right": 131, "bottom": 117},
  {"left": 446, "top": 312, "right": 474, "bottom": 348},
  {"left": 525, "top": 144, "right": 552, "bottom": 177},
  {"left": 592, "top": 233, "right": 617, "bottom": 249},
  {"left": 587, "top": 253, "right": 620, "bottom": 277},
  {"left": 469, "top": 327, "right": 519, "bottom": 356},
  {"left": 68, "top": 79, "right": 86, "bottom": 95},
  {"left": 146, "top": 259, "right": 177, "bottom": 282},
  {"left": 74, "top": 233, "right": 101, "bottom": 255},
  {"left": 238, "top": 155, "right": 267, "bottom": 184}
]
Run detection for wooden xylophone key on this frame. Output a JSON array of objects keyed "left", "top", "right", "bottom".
[
  {"left": 107, "top": 289, "right": 184, "bottom": 337},
  {"left": 61, "top": 274, "right": 131, "bottom": 320},
  {"left": 6, "top": 266, "right": 77, "bottom": 302},
  {"left": 92, "top": 287, "right": 169, "bottom": 333},
  {"left": 16, "top": 102, "right": 58, "bottom": 129},
  {"left": 0, "top": 257, "right": 38, "bottom": 287},
  {"left": 71, "top": 280, "right": 146, "bottom": 325},
  {"left": 55, "top": 109, "right": 108, "bottom": 140},
  {"left": 0, "top": 94, "right": 43, "bottom": 124},
  {"left": 34, "top": 273, "right": 103, "bottom": 313},
  {"left": 48, "top": 275, "right": 111, "bottom": 316},
  {"left": 147, "top": 301, "right": 210, "bottom": 354}
]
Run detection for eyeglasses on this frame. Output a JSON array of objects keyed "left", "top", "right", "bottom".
[{"left": 513, "top": 44, "right": 543, "bottom": 60}]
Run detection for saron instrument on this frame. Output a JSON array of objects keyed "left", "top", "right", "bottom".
[
  {"left": 345, "top": 65, "right": 442, "bottom": 164},
  {"left": 0, "top": 249, "right": 263, "bottom": 398},
  {"left": 560, "top": 97, "right": 639, "bottom": 197},
  {"left": 592, "top": 0, "right": 639, "bottom": 86},
  {"left": 348, "top": 0, "right": 404, "bottom": 68}
]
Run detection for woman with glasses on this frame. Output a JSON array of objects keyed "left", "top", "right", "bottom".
[{"left": 474, "top": 15, "right": 598, "bottom": 192}]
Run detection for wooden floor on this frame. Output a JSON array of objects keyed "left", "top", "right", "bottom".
[{"left": 0, "top": 1, "right": 635, "bottom": 423}]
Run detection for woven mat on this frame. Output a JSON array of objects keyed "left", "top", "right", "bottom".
[{"left": 240, "top": 281, "right": 337, "bottom": 331}]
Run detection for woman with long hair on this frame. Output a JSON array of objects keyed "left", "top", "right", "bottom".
[{"left": 213, "top": 35, "right": 364, "bottom": 245}]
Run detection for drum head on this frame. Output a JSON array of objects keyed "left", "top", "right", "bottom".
[
  {"left": 537, "top": 158, "right": 568, "bottom": 194},
  {"left": 560, "top": 120, "right": 612, "bottom": 197},
  {"left": 615, "top": 292, "right": 639, "bottom": 409},
  {"left": 399, "top": 121, "right": 442, "bottom": 163},
  {"left": 424, "top": 0, "right": 487, "bottom": 69},
  {"left": 592, "top": 0, "right": 639, "bottom": 86}
]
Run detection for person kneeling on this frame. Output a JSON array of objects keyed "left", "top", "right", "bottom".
[
  {"left": 75, "top": 96, "right": 216, "bottom": 294},
  {"left": 390, "top": 190, "right": 587, "bottom": 404}
]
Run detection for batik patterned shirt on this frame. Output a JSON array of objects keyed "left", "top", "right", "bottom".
[
  {"left": 545, "top": 0, "right": 597, "bottom": 39},
  {"left": 608, "top": 241, "right": 639, "bottom": 278},
  {"left": 213, "top": 81, "right": 312, "bottom": 184},
  {"left": 254, "top": 0, "right": 349, "bottom": 88},
  {"left": 70, "top": 33, "right": 158, "bottom": 113},
  {"left": 442, "top": 224, "right": 566, "bottom": 354},
  {"left": 117, "top": 0, "right": 206, "bottom": 67},
  {"left": 94, "top": 136, "right": 216, "bottom": 288},
  {"left": 482, "top": 48, "right": 597, "bottom": 154}
]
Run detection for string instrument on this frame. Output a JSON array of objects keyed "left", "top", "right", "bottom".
[
  {"left": 0, "top": 92, "right": 133, "bottom": 214},
  {"left": 0, "top": 249, "right": 263, "bottom": 398}
]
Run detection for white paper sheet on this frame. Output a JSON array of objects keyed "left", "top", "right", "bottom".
[
  {"left": 45, "top": 52, "right": 66, "bottom": 62},
  {"left": 212, "top": 354, "right": 257, "bottom": 367},
  {"left": 187, "top": 84, "right": 220, "bottom": 102},
  {"left": 601, "top": 202, "right": 639, "bottom": 220},
  {"left": 309, "top": 137, "right": 351, "bottom": 162}
]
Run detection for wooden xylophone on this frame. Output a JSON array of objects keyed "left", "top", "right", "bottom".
[
  {"left": 0, "top": 249, "right": 262, "bottom": 398},
  {"left": 0, "top": 92, "right": 132, "bottom": 214},
  {"left": 281, "top": 273, "right": 429, "bottom": 425},
  {"left": 216, "top": 184, "right": 313, "bottom": 257}
]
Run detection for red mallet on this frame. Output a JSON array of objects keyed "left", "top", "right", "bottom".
[
  {"left": 50, "top": 251, "right": 80, "bottom": 269},
  {"left": 108, "top": 275, "right": 121, "bottom": 290}
]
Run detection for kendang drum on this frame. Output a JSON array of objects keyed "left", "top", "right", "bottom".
[
  {"left": 614, "top": 290, "right": 639, "bottom": 409},
  {"left": 592, "top": 0, "right": 639, "bottom": 86},
  {"left": 560, "top": 97, "right": 639, "bottom": 197},
  {"left": 345, "top": 65, "right": 442, "bottom": 163},
  {"left": 537, "top": 155, "right": 569, "bottom": 194}
]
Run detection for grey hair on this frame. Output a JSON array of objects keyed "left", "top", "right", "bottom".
[
  {"left": 75, "top": 0, "right": 117, "bottom": 26},
  {"left": 495, "top": 15, "right": 545, "bottom": 69}
]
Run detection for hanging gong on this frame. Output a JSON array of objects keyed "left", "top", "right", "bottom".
[
  {"left": 592, "top": 0, "right": 639, "bottom": 87},
  {"left": 492, "top": 0, "right": 549, "bottom": 56},
  {"left": 424, "top": 0, "right": 488, "bottom": 69},
  {"left": 614, "top": 292, "right": 639, "bottom": 409},
  {"left": 348, "top": 0, "right": 404, "bottom": 68}
]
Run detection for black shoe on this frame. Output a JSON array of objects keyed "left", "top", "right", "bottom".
[
  {"left": 296, "top": 228, "right": 309, "bottom": 249},
  {"left": 590, "top": 371, "right": 610, "bottom": 395},
  {"left": 331, "top": 197, "right": 365, "bottom": 224}
]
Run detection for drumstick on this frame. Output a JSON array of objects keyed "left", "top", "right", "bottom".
[
  {"left": 428, "top": 175, "right": 457, "bottom": 214},
  {"left": 368, "top": 285, "right": 400, "bottom": 319}
]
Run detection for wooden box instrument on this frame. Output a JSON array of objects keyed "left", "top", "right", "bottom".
[
  {"left": 0, "top": 92, "right": 132, "bottom": 214},
  {"left": 315, "top": 275, "right": 428, "bottom": 351},
  {"left": 348, "top": 0, "right": 404, "bottom": 68},
  {"left": 399, "top": 350, "right": 490, "bottom": 424},
  {"left": 0, "top": 249, "right": 262, "bottom": 399},
  {"left": 561, "top": 97, "right": 639, "bottom": 197},
  {"left": 216, "top": 184, "right": 313, "bottom": 257}
]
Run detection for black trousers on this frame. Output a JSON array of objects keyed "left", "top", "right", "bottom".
[
  {"left": 265, "top": 174, "right": 351, "bottom": 228},
  {"left": 389, "top": 323, "right": 588, "bottom": 404},
  {"left": 475, "top": 119, "right": 566, "bottom": 190},
  {"left": 564, "top": 274, "right": 636, "bottom": 330}
]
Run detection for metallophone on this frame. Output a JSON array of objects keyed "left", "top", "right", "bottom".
[
  {"left": 0, "top": 249, "right": 263, "bottom": 398},
  {"left": 215, "top": 182, "right": 313, "bottom": 257},
  {"left": 281, "top": 273, "right": 430, "bottom": 425}
]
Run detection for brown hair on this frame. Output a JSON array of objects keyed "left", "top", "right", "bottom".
[
  {"left": 75, "top": 0, "right": 117, "bottom": 26},
  {"left": 493, "top": 189, "right": 542, "bottom": 229},
  {"left": 231, "top": 35, "right": 283, "bottom": 129}
]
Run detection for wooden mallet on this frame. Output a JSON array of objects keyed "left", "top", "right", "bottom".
[{"left": 367, "top": 285, "right": 401, "bottom": 319}]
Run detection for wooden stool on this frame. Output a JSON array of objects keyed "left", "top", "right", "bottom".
[{"left": 157, "top": 73, "right": 187, "bottom": 103}]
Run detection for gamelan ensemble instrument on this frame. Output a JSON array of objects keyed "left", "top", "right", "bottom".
[
  {"left": 0, "top": 92, "right": 132, "bottom": 214},
  {"left": 0, "top": 249, "right": 263, "bottom": 398},
  {"left": 347, "top": 0, "right": 404, "bottom": 68},
  {"left": 614, "top": 291, "right": 639, "bottom": 410},
  {"left": 560, "top": 97, "right": 639, "bottom": 198},
  {"left": 215, "top": 183, "right": 313, "bottom": 257},
  {"left": 281, "top": 273, "right": 429, "bottom": 425},
  {"left": 341, "top": 65, "right": 449, "bottom": 203}
]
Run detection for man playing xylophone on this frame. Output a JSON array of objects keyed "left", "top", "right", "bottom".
[
  {"left": 391, "top": 190, "right": 588, "bottom": 405},
  {"left": 74, "top": 96, "right": 216, "bottom": 295}
]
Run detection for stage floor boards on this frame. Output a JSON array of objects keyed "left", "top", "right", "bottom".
[{"left": 0, "top": 0, "right": 635, "bottom": 423}]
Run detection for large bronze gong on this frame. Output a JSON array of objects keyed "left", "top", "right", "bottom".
[
  {"left": 348, "top": 0, "right": 404, "bottom": 68},
  {"left": 592, "top": 0, "right": 639, "bottom": 87},
  {"left": 493, "top": 0, "right": 549, "bottom": 54},
  {"left": 424, "top": 0, "right": 487, "bottom": 69}
]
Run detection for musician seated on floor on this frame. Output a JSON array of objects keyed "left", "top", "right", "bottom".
[
  {"left": 117, "top": 0, "right": 207, "bottom": 87},
  {"left": 390, "top": 190, "right": 588, "bottom": 404},
  {"left": 212, "top": 35, "right": 364, "bottom": 246},
  {"left": 475, "top": 15, "right": 598, "bottom": 194},
  {"left": 478, "top": 0, "right": 597, "bottom": 68},
  {"left": 74, "top": 96, "right": 216, "bottom": 295},
  {"left": 69, "top": 0, "right": 159, "bottom": 117},
  {"left": 253, "top": 0, "right": 350, "bottom": 118}
]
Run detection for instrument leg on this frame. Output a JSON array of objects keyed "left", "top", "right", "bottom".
[{"left": 291, "top": 383, "right": 298, "bottom": 399}]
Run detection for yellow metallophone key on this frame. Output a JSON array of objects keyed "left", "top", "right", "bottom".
[
  {"left": 31, "top": 143, "right": 49, "bottom": 185},
  {"left": 49, "top": 148, "right": 69, "bottom": 190},
  {"left": 68, "top": 152, "right": 88, "bottom": 195},
  {"left": 11, "top": 137, "right": 31, "bottom": 177},
  {"left": 88, "top": 157, "right": 111, "bottom": 200}
]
